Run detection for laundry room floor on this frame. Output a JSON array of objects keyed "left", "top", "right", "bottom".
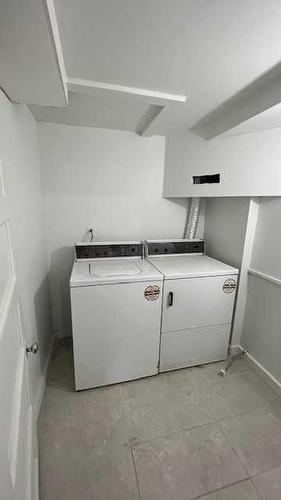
[{"left": 39, "top": 339, "right": 281, "bottom": 500}]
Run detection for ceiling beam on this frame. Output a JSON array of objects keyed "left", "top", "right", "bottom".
[
  {"left": 191, "top": 62, "right": 281, "bottom": 140},
  {"left": 67, "top": 77, "right": 187, "bottom": 106},
  {"left": 136, "top": 105, "right": 165, "bottom": 137},
  {"left": 43, "top": 0, "right": 68, "bottom": 103}
]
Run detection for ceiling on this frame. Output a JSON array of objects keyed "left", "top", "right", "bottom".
[
  {"left": 3, "top": 0, "right": 281, "bottom": 136},
  {"left": 52, "top": 0, "right": 281, "bottom": 134}
]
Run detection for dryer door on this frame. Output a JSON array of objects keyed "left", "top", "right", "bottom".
[{"left": 162, "top": 275, "right": 237, "bottom": 333}]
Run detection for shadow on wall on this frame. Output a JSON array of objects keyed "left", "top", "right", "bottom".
[
  {"left": 49, "top": 247, "right": 74, "bottom": 338},
  {"left": 33, "top": 273, "right": 53, "bottom": 370}
]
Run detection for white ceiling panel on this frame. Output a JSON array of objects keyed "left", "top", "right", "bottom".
[{"left": 29, "top": 92, "right": 152, "bottom": 132}]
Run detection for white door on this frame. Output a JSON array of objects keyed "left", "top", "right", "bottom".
[
  {"left": 162, "top": 275, "right": 238, "bottom": 333},
  {"left": 71, "top": 281, "right": 162, "bottom": 390},
  {"left": 0, "top": 160, "right": 38, "bottom": 499}
]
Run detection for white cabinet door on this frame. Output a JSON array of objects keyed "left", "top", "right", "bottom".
[
  {"left": 71, "top": 281, "right": 162, "bottom": 390},
  {"left": 0, "top": 160, "right": 38, "bottom": 500},
  {"left": 162, "top": 275, "right": 237, "bottom": 333}
]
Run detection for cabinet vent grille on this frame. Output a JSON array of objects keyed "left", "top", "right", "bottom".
[{"left": 193, "top": 174, "right": 220, "bottom": 184}]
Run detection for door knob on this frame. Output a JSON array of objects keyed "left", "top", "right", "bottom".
[{"left": 26, "top": 342, "right": 39, "bottom": 354}]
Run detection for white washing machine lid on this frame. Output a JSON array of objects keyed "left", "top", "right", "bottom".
[
  {"left": 90, "top": 260, "right": 141, "bottom": 277},
  {"left": 148, "top": 255, "right": 239, "bottom": 279},
  {"left": 70, "top": 258, "right": 163, "bottom": 287}
]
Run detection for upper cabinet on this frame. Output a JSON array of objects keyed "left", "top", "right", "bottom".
[{"left": 163, "top": 129, "right": 281, "bottom": 198}]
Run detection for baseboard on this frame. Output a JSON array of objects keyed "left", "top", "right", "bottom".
[
  {"left": 243, "top": 348, "right": 281, "bottom": 399},
  {"left": 34, "top": 333, "right": 55, "bottom": 421}
]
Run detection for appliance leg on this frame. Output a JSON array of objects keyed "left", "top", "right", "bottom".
[{"left": 218, "top": 349, "right": 248, "bottom": 376}]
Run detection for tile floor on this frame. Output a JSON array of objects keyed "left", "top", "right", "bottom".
[{"left": 39, "top": 340, "right": 281, "bottom": 500}]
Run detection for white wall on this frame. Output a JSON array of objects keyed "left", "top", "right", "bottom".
[
  {"left": 250, "top": 198, "right": 281, "bottom": 278},
  {"left": 204, "top": 198, "right": 250, "bottom": 268},
  {"left": 242, "top": 198, "right": 281, "bottom": 383},
  {"left": 38, "top": 123, "right": 189, "bottom": 337},
  {"left": 164, "top": 129, "right": 281, "bottom": 197},
  {"left": 0, "top": 90, "right": 52, "bottom": 406},
  {"left": 203, "top": 197, "right": 256, "bottom": 347}
]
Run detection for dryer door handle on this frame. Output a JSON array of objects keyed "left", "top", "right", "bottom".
[{"left": 168, "top": 291, "right": 174, "bottom": 306}]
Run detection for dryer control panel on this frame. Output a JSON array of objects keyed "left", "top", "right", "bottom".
[{"left": 146, "top": 239, "right": 204, "bottom": 256}]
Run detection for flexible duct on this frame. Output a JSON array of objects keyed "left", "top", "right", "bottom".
[{"left": 184, "top": 197, "right": 201, "bottom": 239}]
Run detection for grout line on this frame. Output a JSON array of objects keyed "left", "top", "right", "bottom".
[
  {"left": 189, "top": 478, "right": 257, "bottom": 500},
  {"left": 129, "top": 400, "right": 273, "bottom": 451},
  {"left": 131, "top": 448, "right": 142, "bottom": 500},
  {"left": 251, "top": 464, "right": 281, "bottom": 479},
  {"left": 216, "top": 420, "right": 250, "bottom": 479},
  {"left": 129, "top": 415, "right": 252, "bottom": 484},
  {"left": 250, "top": 479, "right": 264, "bottom": 500},
  {"left": 213, "top": 402, "right": 275, "bottom": 425},
  {"left": 130, "top": 420, "right": 217, "bottom": 450}
]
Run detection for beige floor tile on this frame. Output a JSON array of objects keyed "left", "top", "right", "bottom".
[
  {"left": 40, "top": 447, "right": 139, "bottom": 500},
  {"left": 40, "top": 340, "right": 281, "bottom": 499},
  {"left": 198, "top": 371, "right": 279, "bottom": 421},
  {"left": 253, "top": 465, "right": 281, "bottom": 500},
  {"left": 123, "top": 385, "right": 215, "bottom": 446},
  {"left": 220, "top": 408, "right": 281, "bottom": 476},
  {"left": 133, "top": 423, "right": 248, "bottom": 500}
]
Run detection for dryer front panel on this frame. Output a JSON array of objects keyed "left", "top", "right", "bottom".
[{"left": 162, "top": 274, "right": 237, "bottom": 333}]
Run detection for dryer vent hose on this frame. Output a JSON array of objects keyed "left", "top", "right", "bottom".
[{"left": 184, "top": 197, "right": 201, "bottom": 239}]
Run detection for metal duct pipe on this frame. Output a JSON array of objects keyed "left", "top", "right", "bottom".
[{"left": 184, "top": 197, "right": 201, "bottom": 239}]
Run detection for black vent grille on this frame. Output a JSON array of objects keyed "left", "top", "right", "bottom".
[{"left": 193, "top": 174, "right": 220, "bottom": 184}]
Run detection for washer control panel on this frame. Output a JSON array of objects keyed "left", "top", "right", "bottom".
[
  {"left": 76, "top": 242, "right": 143, "bottom": 260},
  {"left": 146, "top": 239, "right": 204, "bottom": 256}
]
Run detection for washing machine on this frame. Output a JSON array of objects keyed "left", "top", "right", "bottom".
[
  {"left": 70, "top": 241, "right": 163, "bottom": 390},
  {"left": 145, "top": 239, "right": 239, "bottom": 372}
]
